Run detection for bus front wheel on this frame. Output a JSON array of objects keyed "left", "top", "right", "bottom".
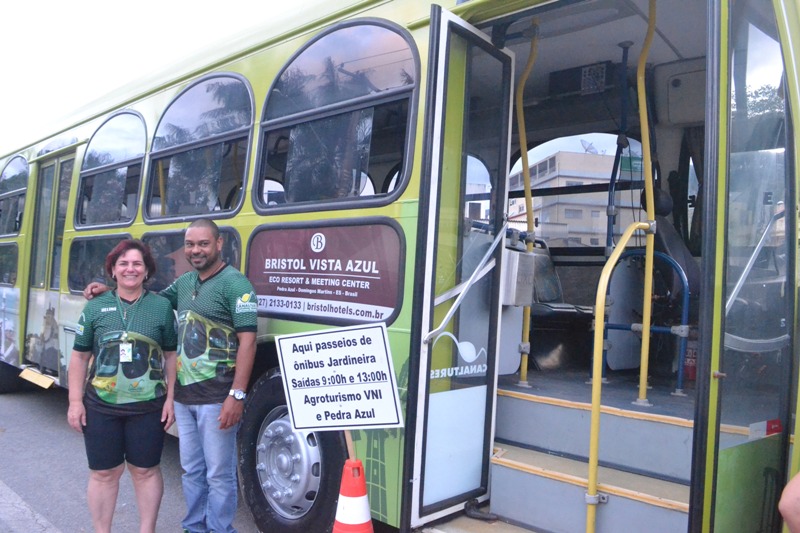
[{"left": 238, "top": 370, "right": 346, "bottom": 532}]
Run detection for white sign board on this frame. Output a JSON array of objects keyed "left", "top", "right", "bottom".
[{"left": 276, "top": 323, "right": 403, "bottom": 431}]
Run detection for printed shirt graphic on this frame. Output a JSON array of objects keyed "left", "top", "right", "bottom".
[
  {"left": 73, "top": 291, "right": 178, "bottom": 414},
  {"left": 162, "top": 265, "right": 257, "bottom": 404}
]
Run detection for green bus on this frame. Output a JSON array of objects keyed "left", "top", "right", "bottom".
[{"left": 0, "top": 0, "right": 799, "bottom": 531}]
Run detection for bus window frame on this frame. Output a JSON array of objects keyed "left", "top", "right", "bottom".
[
  {"left": 143, "top": 72, "right": 255, "bottom": 224},
  {"left": 0, "top": 155, "right": 29, "bottom": 238},
  {"left": 75, "top": 110, "right": 147, "bottom": 230},
  {"left": 253, "top": 18, "right": 420, "bottom": 216}
]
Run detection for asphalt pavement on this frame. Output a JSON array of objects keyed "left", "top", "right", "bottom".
[{"left": 0, "top": 386, "right": 260, "bottom": 533}]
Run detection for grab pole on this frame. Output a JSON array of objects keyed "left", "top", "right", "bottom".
[
  {"left": 514, "top": 21, "right": 539, "bottom": 386},
  {"left": 633, "top": 0, "right": 657, "bottom": 407},
  {"left": 586, "top": 221, "right": 651, "bottom": 533}
]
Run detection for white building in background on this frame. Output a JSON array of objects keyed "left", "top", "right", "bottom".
[{"left": 507, "top": 150, "right": 644, "bottom": 247}]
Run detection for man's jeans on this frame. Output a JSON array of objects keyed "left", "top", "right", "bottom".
[{"left": 175, "top": 401, "right": 238, "bottom": 533}]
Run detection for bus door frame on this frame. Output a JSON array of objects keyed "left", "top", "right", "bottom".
[
  {"left": 407, "top": 6, "right": 513, "bottom": 528},
  {"left": 694, "top": 0, "right": 797, "bottom": 530},
  {"left": 23, "top": 151, "right": 75, "bottom": 381}
]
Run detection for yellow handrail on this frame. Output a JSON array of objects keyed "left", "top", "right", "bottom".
[
  {"left": 585, "top": 221, "right": 651, "bottom": 533},
  {"left": 634, "top": 0, "right": 657, "bottom": 406},
  {"left": 586, "top": 1, "right": 657, "bottom": 530},
  {"left": 515, "top": 22, "right": 539, "bottom": 385}
]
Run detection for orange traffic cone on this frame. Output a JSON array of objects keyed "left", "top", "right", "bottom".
[{"left": 333, "top": 459, "right": 373, "bottom": 533}]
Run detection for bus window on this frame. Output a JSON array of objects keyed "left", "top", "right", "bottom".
[
  {"left": 721, "top": 0, "right": 789, "bottom": 411},
  {"left": 67, "top": 237, "right": 126, "bottom": 292},
  {"left": 465, "top": 155, "right": 491, "bottom": 222},
  {"left": 0, "top": 156, "right": 28, "bottom": 236},
  {"left": 0, "top": 243, "right": 17, "bottom": 285},
  {"left": 256, "top": 22, "right": 416, "bottom": 209},
  {"left": 509, "top": 133, "right": 645, "bottom": 248},
  {"left": 77, "top": 112, "right": 145, "bottom": 227},
  {"left": 142, "top": 228, "right": 242, "bottom": 291},
  {"left": 147, "top": 75, "right": 253, "bottom": 219},
  {"left": 50, "top": 158, "right": 74, "bottom": 290}
]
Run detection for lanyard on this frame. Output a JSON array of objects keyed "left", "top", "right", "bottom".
[{"left": 115, "top": 290, "right": 144, "bottom": 333}]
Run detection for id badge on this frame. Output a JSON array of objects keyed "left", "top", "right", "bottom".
[{"left": 120, "top": 342, "right": 133, "bottom": 363}]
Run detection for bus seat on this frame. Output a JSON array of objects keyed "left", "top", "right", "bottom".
[
  {"left": 645, "top": 189, "right": 701, "bottom": 320},
  {"left": 529, "top": 243, "right": 594, "bottom": 324},
  {"left": 528, "top": 242, "right": 594, "bottom": 370}
]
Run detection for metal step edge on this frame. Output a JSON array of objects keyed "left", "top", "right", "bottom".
[
  {"left": 498, "top": 388, "right": 693, "bottom": 428},
  {"left": 421, "top": 512, "right": 535, "bottom": 533},
  {"left": 491, "top": 444, "right": 690, "bottom": 513},
  {"left": 498, "top": 387, "right": 748, "bottom": 438}
]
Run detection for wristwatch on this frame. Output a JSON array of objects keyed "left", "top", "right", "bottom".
[{"left": 229, "top": 389, "right": 247, "bottom": 401}]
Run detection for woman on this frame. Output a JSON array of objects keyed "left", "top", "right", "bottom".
[{"left": 67, "top": 239, "right": 177, "bottom": 533}]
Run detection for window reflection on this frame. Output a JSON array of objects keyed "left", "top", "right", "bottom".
[
  {"left": 153, "top": 77, "right": 252, "bottom": 151},
  {"left": 0, "top": 156, "right": 28, "bottom": 235},
  {"left": 0, "top": 244, "right": 17, "bottom": 285},
  {"left": 721, "top": 0, "right": 790, "bottom": 433},
  {"left": 79, "top": 167, "right": 141, "bottom": 225},
  {"left": 78, "top": 113, "right": 145, "bottom": 227},
  {"left": 51, "top": 159, "right": 74, "bottom": 289},
  {"left": 285, "top": 109, "right": 373, "bottom": 202},
  {"left": 257, "top": 23, "right": 415, "bottom": 209},
  {"left": 68, "top": 238, "right": 124, "bottom": 292},
  {"left": 82, "top": 113, "right": 146, "bottom": 171},
  {"left": 148, "top": 76, "right": 252, "bottom": 219},
  {"left": 464, "top": 155, "right": 491, "bottom": 223},
  {"left": 148, "top": 139, "right": 248, "bottom": 217},
  {"left": 266, "top": 25, "right": 414, "bottom": 120},
  {"left": 142, "top": 229, "right": 241, "bottom": 292}
]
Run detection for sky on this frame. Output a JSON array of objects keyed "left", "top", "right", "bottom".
[
  {"left": 509, "top": 133, "right": 643, "bottom": 175},
  {"left": 0, "top": 1, "right": 287, "bottom": 151},
  {"left": 1, "top": 2, "right": 785, "bottom": 156}
]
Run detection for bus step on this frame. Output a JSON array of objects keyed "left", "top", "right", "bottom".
[
  {"left": 18, "top": 366, "right": 58, "bottom": 389},
  {"left": 490, "top": 445, "right": 689, "bottom": 533},
  {"left": 495, "top": 387, "right": 694, "bottom": 483}
]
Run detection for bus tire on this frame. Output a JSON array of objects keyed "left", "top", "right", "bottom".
[{"left": 238, "top": 370, "right": 346, "bottom": 533}]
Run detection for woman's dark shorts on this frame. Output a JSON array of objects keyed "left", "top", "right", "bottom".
[{"left": 83, "top": 403, "right": 165, "bottom": 470}]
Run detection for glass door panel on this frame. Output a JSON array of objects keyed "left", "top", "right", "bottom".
[
  {"left": 50, "top": 158, "right": 73, "bottom": 289},
  {"left": 714, "top": 0, "right": 792, "bottom": 529},
  {"left": 410, "top": 6, "right": 512, "bottom": 526},
  {"left": 30, "top": 163, "right": 55, "bottom": 288}
]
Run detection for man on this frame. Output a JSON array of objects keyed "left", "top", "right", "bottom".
[{"left": 87, "top": 219, "right": 257, "bottom": 533}]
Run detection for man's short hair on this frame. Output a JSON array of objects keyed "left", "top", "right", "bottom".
[{"left": 188, "top": 218, "right": 220, "bottom": 240}]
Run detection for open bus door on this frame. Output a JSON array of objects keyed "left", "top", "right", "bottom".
[
  {"left": 696, "top": 0, "right": 795, "bottom": 530},
  {"left": 408, "top": 6, "right": 513, "bottom": 528}
]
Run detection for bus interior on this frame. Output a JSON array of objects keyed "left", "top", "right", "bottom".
[
  {"left": 471, "top": 0, "right": 787, "bottom": 406},
  {"left": 447, "top": 0, "right": 790, "bottom": 530}
]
